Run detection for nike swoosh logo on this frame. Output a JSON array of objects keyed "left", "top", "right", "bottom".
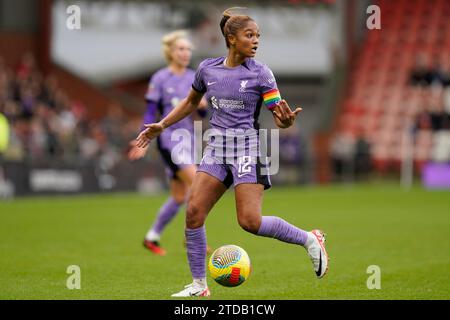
[
  {"left": 190, "top": 290, "right": 202, "bottom": 296},
  {"left": 207, "top": 81, "right": 217, "bottom": 86},
  {"left": 237, "top": 173, "right": 250, "bottom": 178},
  {"left": 315, "top": 250, "right": 322, "bottom": 277}
]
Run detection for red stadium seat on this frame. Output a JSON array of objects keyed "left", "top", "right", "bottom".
[{"left": 336, "top": 0, "right": 450, "bottom": 174}]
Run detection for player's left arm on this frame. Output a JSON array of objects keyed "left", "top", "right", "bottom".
[{"left": 259, "top": 65, "right": 302, "bottom": 129}]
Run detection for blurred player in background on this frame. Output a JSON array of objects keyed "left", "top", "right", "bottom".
[
  {"left": 128, "top": 30, "right": 209, "bottom": 256},
  {"left": 137, "top": 8, "right": 329, "bottom": 297}
]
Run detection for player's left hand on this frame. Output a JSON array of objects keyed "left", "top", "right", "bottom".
[{"left": 272, "top": 100, "right": 302, "bottom": 128}]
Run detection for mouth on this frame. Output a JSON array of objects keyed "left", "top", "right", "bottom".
[{"left": 251, "top": 46, "right": 258, "bottom": 54}]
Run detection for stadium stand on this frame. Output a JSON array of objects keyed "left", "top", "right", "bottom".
[
  {"left": 0, "top": 53, "right": 140, "bottom": 165},
  {"left": 335, "top": 0, "right": 450, "bottom": 175}
]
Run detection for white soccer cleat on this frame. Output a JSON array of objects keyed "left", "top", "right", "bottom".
[
  {"left": 171, "top": 282, "right": 211, "bottom": 297},
  {"left": 305, "top": 229, "right": 329, "bottom": 279}
]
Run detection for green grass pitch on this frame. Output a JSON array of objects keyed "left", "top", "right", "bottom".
[{"left": 0, "top": 183, "right": 449, "bottom": 300}]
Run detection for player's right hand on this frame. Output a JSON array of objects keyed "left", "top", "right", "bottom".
[
  {"left": 127, "top": 140, "right": 148, "bottom": 160},
  {"left": 135, "top": 123, "right": 164, "bottom": 148}
]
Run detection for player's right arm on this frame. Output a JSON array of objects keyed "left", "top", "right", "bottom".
[
  {"left": 129, "top": 74, "right": 161, "bottom": 158},
  {"left": 136, "top": 88, "right": 204, "bottom": 148}
]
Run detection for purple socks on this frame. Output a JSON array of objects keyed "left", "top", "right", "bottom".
[
  {"left": 257, "top": 216, "right": 308, "bottom": 246},
  {"left": 151, "top": 197, "right": 181, "bottom": 234},
  {"left": 185, "top": 226, "right": 207, "bottom": 278},
  {"left": 184, "top": 216, "right": 308, "bottom": 281}
]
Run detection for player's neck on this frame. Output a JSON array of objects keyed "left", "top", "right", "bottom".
[
  {"left": 224, "top": 51, "right": 247, "bottom": 68},
  {"left": 168, "top": 63, "right": 186, "bottom": 75}
]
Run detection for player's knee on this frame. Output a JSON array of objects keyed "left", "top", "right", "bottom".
[
  {"left": 173, "top": 191, "right": 186, "bottom": 205},
  {"left": 238, "top": 215, "right": 261, "bottom": 234},
  {"left": 186, "top": 202, "right": 205, "bottom": 228}
]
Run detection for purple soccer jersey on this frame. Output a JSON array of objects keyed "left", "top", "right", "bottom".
[
  {"left": 146, "top": 67, "right": 195, "bottom": 143},
  {"left": 145, "top": 67, "right": 196, "bottom": 177},
  {"left": 192, "top": 56, "right": 279, "bottom": 130},
  {"left": 192, "top": 57, "right": 281, "bottom": 189}
]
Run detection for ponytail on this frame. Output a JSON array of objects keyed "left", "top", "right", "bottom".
[{"left": 219, "top": 7, "right": 253, "bottom": 48}]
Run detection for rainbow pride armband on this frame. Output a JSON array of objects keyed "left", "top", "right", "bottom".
[{"left": 263, "top": 89, "right": 281, "bottom": 110}]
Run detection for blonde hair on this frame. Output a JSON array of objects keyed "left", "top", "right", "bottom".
[
  {"left": 220, "top": 7, "right": 254, "bottom": 48},
  {"left": 162, "top": 30, "right": 190, "bottom": 63}
]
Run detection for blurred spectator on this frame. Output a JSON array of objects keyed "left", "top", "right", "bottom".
[
  {"left": 330, "top": 132, "right": 355, "bottom": 182},
  {"left": 0, "top": 109, "right": 14, "bottom": 198},
  {"left": 39, "top": 74, "right": 59, "bottom": 108},
  {"left": 16, "top": 52, "right": 37, "bottom": 81},
  {"left": 79, "top": 122, "right": 102, "bottom": 161},
  {"left": 0, "top": 112, "right": 8, "bottom": 155},
  {"left": 410, "top": 53, "right": 434, "bottom": 86},
  {"left": 436, "top": 58, "right": 450, "bottom": 87},
  {"left": 100, "top": 103, "right": 127, "bottom": 149},
  {"left": 354, "top": 134, "right": 371, "bottom": 180},
  {"left": 444, "top": 87, "right": 450, "bottom": 113},
  {"left": 415, "top": 93, "right": 450, "bottom": 131},
  {"left": 410, "top": 53, "right": 450, "bottom": 89}
]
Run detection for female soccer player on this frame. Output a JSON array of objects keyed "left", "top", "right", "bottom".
[
  {"left": 128, "top": 30, "right": 210, "bottom": 256},
  {"left": 136, "top": 9, "right": 329, "bottom": 296}
]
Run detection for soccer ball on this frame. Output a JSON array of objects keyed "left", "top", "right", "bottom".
[{"left": 208, "top": 245, "right": 251, "bottom": 287}]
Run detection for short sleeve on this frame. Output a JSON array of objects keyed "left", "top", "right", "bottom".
[
  {"left": 192, "top": 61, "right": 207, "bottom": 93},
  {"left": 259, "top": 64, "right": 281, "bottom": 110},
  {"left": 145, "top": 74, "right": 162, "bottom": 102}
]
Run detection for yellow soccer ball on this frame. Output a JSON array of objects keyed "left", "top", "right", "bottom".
[{"left": 208, "top": 245, "right": 251, "bottom": 287}]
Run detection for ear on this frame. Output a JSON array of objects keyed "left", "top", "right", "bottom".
[{"left": 227, "top": 34, "right": 237, "bottom": 47}]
